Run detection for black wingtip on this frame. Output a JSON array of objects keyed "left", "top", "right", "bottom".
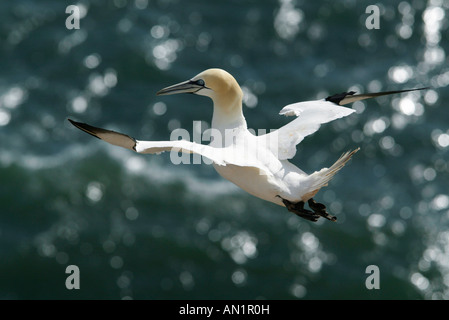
[
  {"left": 68, "top": 118, "right": 101, "bottom": 140},
  {"left": 413, "top": 86, "right": 432, "bottom": 92},
  {"left": 326, "top": 87, "right": 430, "bottom": 106},
  {"left": 68, "top": 118, "right": 84, "bottom": 127},
  {"left": 325, "top": 91, "right": 357, "bottom": 105}
]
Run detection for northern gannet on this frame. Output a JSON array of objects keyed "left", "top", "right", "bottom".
[{"left": 69, "top": 69, "right": 426, "bottom": 222}]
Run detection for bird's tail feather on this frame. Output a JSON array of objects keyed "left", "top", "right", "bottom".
[{"left": 307, "top": 148, "right": 360, "bottom": 193}]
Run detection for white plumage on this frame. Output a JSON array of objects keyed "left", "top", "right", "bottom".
[{"left": 69, "top": 68, "right": 425, "bottom": 222}]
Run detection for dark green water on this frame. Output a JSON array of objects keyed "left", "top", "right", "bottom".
[{"left": 0, "top": 0, "right": 448, "bottom": 299}]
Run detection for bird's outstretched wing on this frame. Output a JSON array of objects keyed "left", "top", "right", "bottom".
[
  {"left": 262, "top": 87, "right": 427, "bottom": 160},
  {"left": 68, "top": 119, "right": 255, "bottom": 168}
]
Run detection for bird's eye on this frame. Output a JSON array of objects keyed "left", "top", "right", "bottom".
[{"left": 195, "top": 79, "right": 205, "bottom": 86}]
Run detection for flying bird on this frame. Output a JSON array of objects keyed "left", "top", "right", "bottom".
[{"left": 69, "top": 68, "right": 426, "bottom": 222}]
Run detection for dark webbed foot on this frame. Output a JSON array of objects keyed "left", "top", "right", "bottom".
[
  {"left": 279, "top": 197, "right": 321, "bottom": 222},
  {"left": 278, "top": 196, "right": 337, "bottom": 222},
  {"left": 308, "top": 199, "right": 337, "bottom": 222}
]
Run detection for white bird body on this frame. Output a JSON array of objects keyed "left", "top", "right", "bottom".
[
  {"left": 69, "top": 68, "right": 425, "bottom": 222},
  {"left": 208, "top": 123, "right": 320, "bottom": 207},
  {"left": 191, "top": 69, "right": 355, "bottom": 207}
]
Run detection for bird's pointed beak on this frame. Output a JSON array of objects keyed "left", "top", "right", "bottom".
[{"left": 156, "top": 79, "right": 203, "bottom": 96}]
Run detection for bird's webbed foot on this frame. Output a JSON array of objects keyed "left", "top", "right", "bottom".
[
  {"left": 308, "top": 198, "right": 337, "bottom": 222},
  {"left": 279, "top": 197, "right": 321, "bottom": 222},
  {"left": 279, "top": 196, "right": 337, "bottom": 222}
]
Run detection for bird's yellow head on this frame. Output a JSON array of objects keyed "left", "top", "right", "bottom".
[{"left": 157, "top": 68, "right": 243, "bottom": 111}]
